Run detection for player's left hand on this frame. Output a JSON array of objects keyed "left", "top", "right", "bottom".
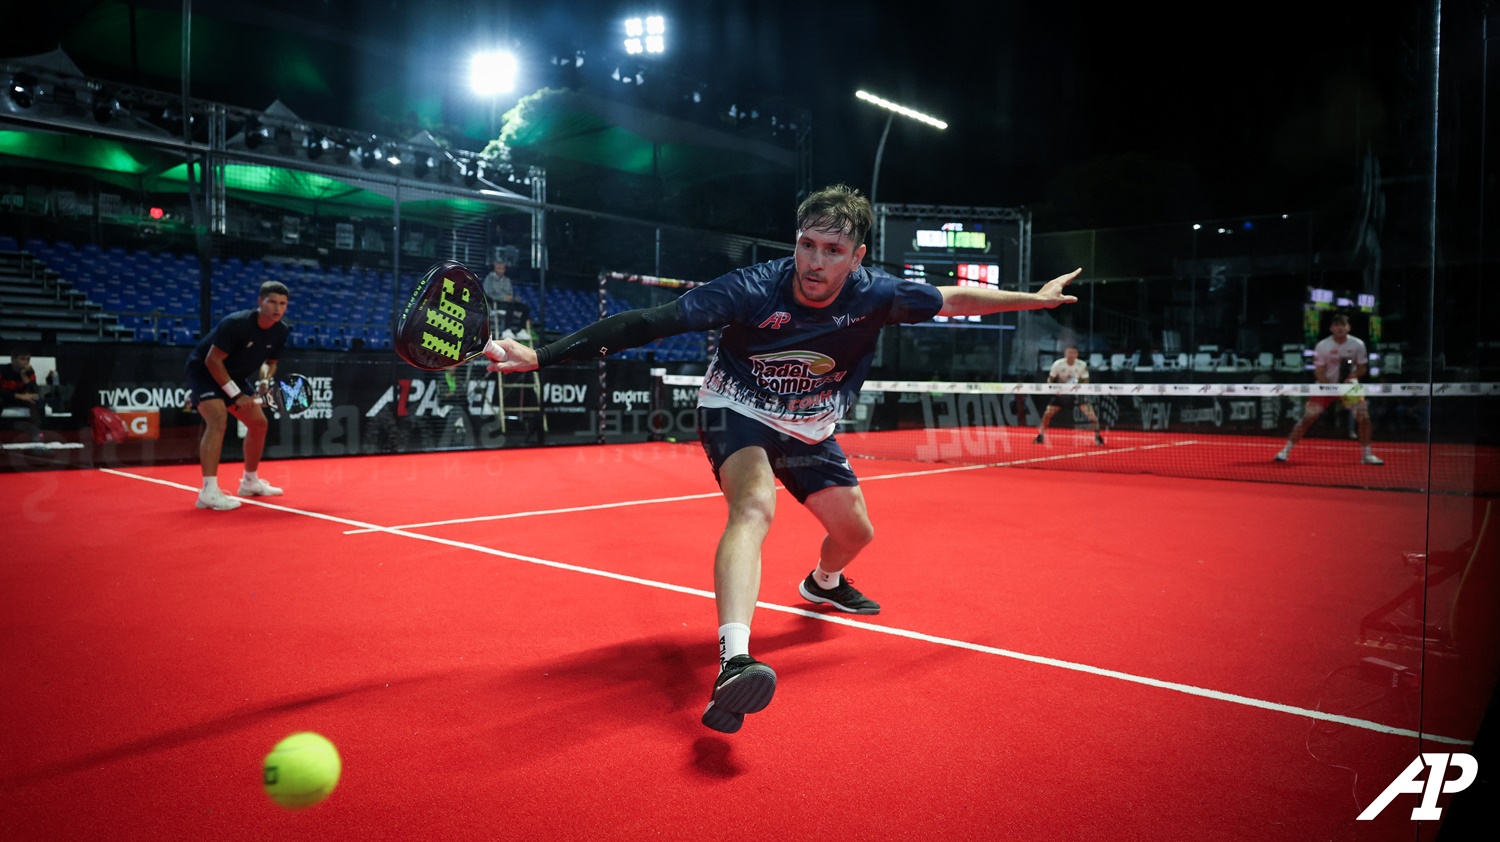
[{"left": 1036, "top": 268, "right": 1082, "bottom": 308}]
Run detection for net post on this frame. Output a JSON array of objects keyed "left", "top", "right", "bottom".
[{"left": 596, "top": 270, "right": 607, "bottom": 445}]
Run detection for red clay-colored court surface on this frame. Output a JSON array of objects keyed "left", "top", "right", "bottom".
[{"left": 3, "top": 442, "right": 1495, "bottom": 840}]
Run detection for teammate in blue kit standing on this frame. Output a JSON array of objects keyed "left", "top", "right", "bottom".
[
  {"left": 184, "top": 280, "right": 292, "bottom": 510},
  {"left": 485, "top": 185, "right": 1081, "bottom": 732}
]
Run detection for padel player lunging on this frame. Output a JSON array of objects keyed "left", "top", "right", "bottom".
[{"left": 486, "top": 186, "right": 1081, "bottom": 733}]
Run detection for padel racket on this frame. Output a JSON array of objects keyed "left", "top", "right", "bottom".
[
  {"left": 394, "top": 260, "right": 494, "bottom": 370},
  {"left": 261, "top": 373, "right": 314, "bottom": 418},
  {"left": 1338, "top": 357, "right": 1356, "bottom": 382}
]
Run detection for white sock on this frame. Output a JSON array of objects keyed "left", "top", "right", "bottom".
[
  {"left": 718, "top": 623, "right": 750, "bottom": 669},
  {"left": 813, "top": 563, "right": 842, "bottom": 590},
  {"left": 1281, "top": 441, "right": 1294, "bottom": 453},
  {"left": 201, "top": 477, "right": 219, "bottom": 494},
  {"left": 243, "top": 470, "right": 258, "bottom": 482}
]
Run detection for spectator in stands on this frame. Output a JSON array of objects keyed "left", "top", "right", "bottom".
[
  {"left": 483, "top": 258, "right": 513, "bottom": 302},
  {"left": 1, "top": 348, "right": 44, "bottom": 439},
  {"left": 484, "top": 258, "right": 531, "bottom": 340},
  {"left": 1035, "top": 345, "right": 1105, "bottom": 445},
  {"left": 184, "top": 281, "right": 292, "bottom": 510},
  {"left": 481, "top": 184, "right": 1082, "bottom": 734},
  {"left": 1275, "top": 311, "right": 1383, "bottom": 465}
]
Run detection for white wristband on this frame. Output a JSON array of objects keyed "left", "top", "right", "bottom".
[{"left": 222, "top": 381, "right": 242, "bottom": 399}]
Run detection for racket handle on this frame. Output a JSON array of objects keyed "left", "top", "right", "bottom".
[{"left": 483, "top": 338, "right": 508, "bottom": 362}]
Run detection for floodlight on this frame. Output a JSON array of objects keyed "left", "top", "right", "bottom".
[
  {"left": 243, "top": 118, "right": 266, "bottom": 149},
  {"left": 357, "top": 138, "right": 383, "bottom": 169},
  {"left": 855, "top": 90, "right": 947, "bottom": 130},
  {"left": 304, "top": 133, "right": 328, "bottom": 160},
  {"left": 7, "top": 73, "right": 38, "bottom": 109},
  {"left": 153, "top": 104, "right": 195, "bottom": 135},
  {"left": 625, "top": 16, "right": 663, "bottom": 54},
  {"left": 855, "top": 89, "right": 948, "bottom": 239},
  {"left": 470, "top": 51, "right": 518, "bottom": 96},
  {"left": 91, "top": 89, "right": 120, "bottom": 123}
]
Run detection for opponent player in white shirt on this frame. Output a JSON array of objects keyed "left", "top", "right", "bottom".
[
  {"left": 1275, "top": 312, "right": 1383, "bottom": 465},
  {"left": 1034, "top": 345, "right": 1105, "bottom": 445}
]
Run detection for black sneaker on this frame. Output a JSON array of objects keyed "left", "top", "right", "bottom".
[
  {"left": 798, "top": 573, "right": 881, "bottom": 614},
  {"left": 701, "top": 655, "right": 777, "bottom": 734},
  {"left": 1095, "top": 431, "right": 1105, "bottom": 446},
  {"left": 1033, "top": 433, "right": 1046, "bottom": 444}
]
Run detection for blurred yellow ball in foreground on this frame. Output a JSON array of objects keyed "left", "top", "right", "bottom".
[{"left": 263, "top": 732, "right": 341, "bottom": 810}]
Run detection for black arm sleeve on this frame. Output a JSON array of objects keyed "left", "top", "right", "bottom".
[{"left": 534, "top": 301, "right": 690, "bottom": 367}]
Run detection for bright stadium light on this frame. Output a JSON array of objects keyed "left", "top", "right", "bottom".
[
  {"left": 855, "top": 90, "right": 947, "bottom": 130},
  {"left": 855, "top": 90, "right": 948, "bottom": 243},
  {"left": 624, "top": 17, "right": 643, "bottom": 53},
  {"left": 625, "top": 16, "right": 665, "bottom": 54},
  {"left": 646, "top": 16, "right": 665, "bottom": 53},
  {"left": 470, "top": 51, "right": 518, "bottom": 96}
]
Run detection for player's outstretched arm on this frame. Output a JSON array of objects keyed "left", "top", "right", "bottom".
[
  {"left": 486, "top": 300, "right": 688, "bottom": 373},
  {"left": 937, "top": 268, "right": 1081, "bottom": 317}
]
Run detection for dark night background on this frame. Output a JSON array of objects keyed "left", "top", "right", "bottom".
[{"left": 0, "top": 0, "right": 1436, "bottom": 231}]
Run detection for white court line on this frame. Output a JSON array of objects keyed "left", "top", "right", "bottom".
[
  {"left": 854, "top": 439, "right": 1199, "bottom": 481},
  {"left": 98, "top": 466, "right": 1471, "bottom": 746},
  {"left": 345, "top": 439, "right": 1196, "bottom": 533},
  {"left": 341, "top": 492, "right": 726, "bottom": 535}
]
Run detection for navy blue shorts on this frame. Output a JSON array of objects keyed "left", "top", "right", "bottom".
[
  {"left": 185, "top": 365, "right": 254, "bottom": 407},
  {"left": 697, "top": 406, "right": 858, "bottom": 504}
]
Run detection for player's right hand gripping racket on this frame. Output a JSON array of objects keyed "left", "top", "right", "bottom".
[
  {"left": 261, "top": 373, "right": 314, "bottom": 419},
  {"left": 394, "top": 260, "right": 501, "bottom": 370}
]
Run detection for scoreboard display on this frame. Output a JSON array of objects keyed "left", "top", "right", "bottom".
[
  {"left": 1305, "top": 286, "right": 1380, "bottom": 343},
  {"left": 881, "top": 218, "right": 1011, "bottom": 326}
]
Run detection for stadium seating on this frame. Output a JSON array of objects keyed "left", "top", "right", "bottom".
[{"left": 7, "top": 238, "right": 710, "bottom": 361}]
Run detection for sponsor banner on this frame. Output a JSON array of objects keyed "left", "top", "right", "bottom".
[
  {"left": 114, "top": 410, "right": 160, "bottom": 440},
  {"left": 97, "top": 386, "right": 193, "bottom": 412},
  {"left": 27, "top": 342, "right": 1498, "bottom": 465}
]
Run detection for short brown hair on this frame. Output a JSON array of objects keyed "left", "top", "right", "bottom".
[
  {"left": 259, "top": 280, "right": 290, "bottom": 299},
  {"left": 796, "top": 184, "right": 873, "bottom": 248}
]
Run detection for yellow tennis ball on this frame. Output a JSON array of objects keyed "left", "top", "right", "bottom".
[
  {"left": 263, "top": 732, "right": 341, "bottom": 810},
  {"left": 1341, "top": 379, "right": 1364, "bottom": 408}
]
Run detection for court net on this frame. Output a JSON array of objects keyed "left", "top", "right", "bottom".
[{"left": 654, "top": 375, "right": 1500, "bottom": 495}]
